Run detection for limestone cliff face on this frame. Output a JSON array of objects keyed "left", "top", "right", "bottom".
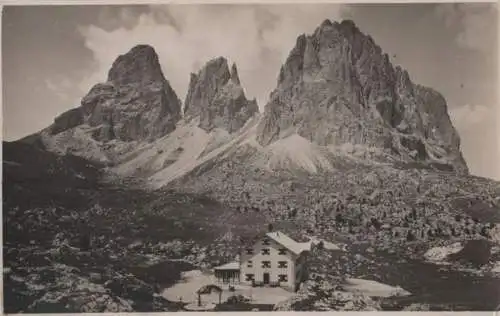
[
  {"left": 51, "top": 45, "right": 182, "bottom": 142},
  {"left": 256, "top": 19, "right": 468, "bottom": 173},
  {"left": 184, "top": 57, "right": 258, "bottom": 133},
  {"left": 81, "top": 45, "right": 182, "bottom": 142}
]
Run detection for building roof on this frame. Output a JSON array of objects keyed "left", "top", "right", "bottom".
[
  {"left": 213, "top": 261, "right": 240, "bottom": 271},
  {"left": 265, "top": 231, "right": 311, "bottom": 255}
]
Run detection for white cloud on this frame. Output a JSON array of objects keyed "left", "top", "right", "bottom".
[
  {"left": 77, "top": 4, "right": 347, "bottom": 109},
  {"left": 449, "top": 104, "right": 490, "bottom": 129},
  {"left": 450, "top": 104, "right": 500, "bottom": 180},
  {"left": 44, "top": 77, "right": 76, "bottom": 102},
  {"left": 434, "top": 3, "right": 497, "bottom": 54}
]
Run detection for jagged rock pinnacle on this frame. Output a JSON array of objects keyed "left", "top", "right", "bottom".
[
  {"left": 184, "top": 57, "right": 258, "bottom": 133},
  {"left": 319, "top": 19, "right": 332, "bottom": 29},
  {"left": 230, "top": 63, "right": 241, "bottom": 85},
  {"left": 78, "top": 44, "right": 182, "bottom": 141}
]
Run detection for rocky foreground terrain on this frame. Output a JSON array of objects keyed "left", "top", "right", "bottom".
[
  {"left": 3, "top": 141, "right": 252, "bottom": 312},
  {"left": 4, "top": 18, "right": 500, "bottom": 312}
]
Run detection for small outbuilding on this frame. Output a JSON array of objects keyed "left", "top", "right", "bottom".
[{"left": 214, "top": 261, "right": 240, "bottom": 285}]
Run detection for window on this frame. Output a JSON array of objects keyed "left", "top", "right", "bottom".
[
  {"left": 247, "top": 260, "right": 253, "bottom": 268},
  {"left": 278, "top": 274, "right": 288, "bottom": 282},
  {"left": 278, "top": 248, "right": 287, "bottom": 255},
  {"left": 261, "top": 261, "right": 271, "bottom": 268},
  {"left": 278, "top": 261, "right": 288, "bottom": 268},
  {"left": 245, "top": 274, "right": 255, "bottom": 281},
  {"left": 262, "top": 238, "right": 270, "bottom": 246},
  {"left": 261, "top": 248, "right": 270, "bottom": 255},
  {"left": 246, "top": 248, "right": 253, "bottom": 255}
]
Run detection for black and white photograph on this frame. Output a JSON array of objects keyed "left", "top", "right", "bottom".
[{"left": 2, "top": 1, "right": 499, "bottom": 312}]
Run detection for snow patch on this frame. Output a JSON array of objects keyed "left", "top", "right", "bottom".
[
  {"left": 162, "top": 269, "right": 216, "bottom": 304},
  {"left": 424, "top": 242, "right": 463, "bottom": 264},
  {"left": 488, "top": 223, "right": 500, "bottom": 244},
  {"left": 163, "top": 269, "right": 294, "bottom": 306},
  {"left": 343, "top": 278, "right": 411, "bottom": 298},
  {"left": 491, "top": 261, "right": 500, "bottom": 273}
]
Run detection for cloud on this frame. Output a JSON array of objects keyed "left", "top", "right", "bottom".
[
  {"left": 44, "top": 77, "right": 78, "bottom": 103},
  {"left": 434, "top": 3, "right": 498, "bottom": 53},
  {"left": 449, "top": 104, "right": 490, "bottom": 129},
  {"left": 95, "top": 6, "right": 147, "bottom": 31},
  {"left": 450, "top": 104, "right": 500, "bottom": 180},
  {"left": 77, "top": 4, "right": 347, "bottom": 109}
]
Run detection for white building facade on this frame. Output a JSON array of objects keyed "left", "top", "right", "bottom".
[{"left": 238, "top": 231, "right": 310, "bottom": 292}]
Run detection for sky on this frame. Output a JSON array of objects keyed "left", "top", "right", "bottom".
[{"left": 1, "top": 3, "right": 499, "bottom": 180}]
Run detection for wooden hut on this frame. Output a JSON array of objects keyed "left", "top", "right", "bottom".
[{"left": 214, "top": 261, "right": 240, "bottom": 285}]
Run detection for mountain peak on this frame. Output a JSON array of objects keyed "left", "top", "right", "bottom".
[
  {"left": 107, "top": 44, "right": 166, "bottom": 86},
  {"left": 45, "top": 44, "right": 182, "bottom": 146},
  {"left": 184, "top": 57, "right": 230, "bottom": 118},
  {"left": 230, "top": 63, "right": 241, "bottom": 85},
  {"left": 129, "top": 44, "right": 157, "bottom": 55},
  {"left": 319, "top": 18, "right": 333, "bottom": 29},
  {"left": 256, "top": 19, "right": 468, "bottom": 174},
  {"left": 184, "top": 57, "right": 258, "bottom": 133},
  {"left": 339, "top": 19, "right": 358, "bottom": 29},
  {"left": 209, "top": 56, "right": 228, "bottom": 66}
]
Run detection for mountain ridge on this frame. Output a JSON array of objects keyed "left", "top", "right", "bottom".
[
  {"left": 19, "top": 19, "right": 469, "bottom": 185},
  {"left": 20, "top": 47, "right": 258, "bottom": 168}
]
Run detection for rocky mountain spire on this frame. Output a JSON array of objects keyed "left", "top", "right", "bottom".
[
  {"left": 184, "top": 57, "right": 258, "bottom": 133},
  {"left": 256, "top": 19, "right": 468, "bottom": 174},
  {"left": 78, "top": 44, "right": 182, "bottom": 142},
  {"left": 107, "top": 45, "right": 166, "bottom": 86},
  {"left": 183, "top": 57, "right": 230, "bottom": 119},
  {"left": 230, "top": 63, "right": 241, "bottom": 85}
]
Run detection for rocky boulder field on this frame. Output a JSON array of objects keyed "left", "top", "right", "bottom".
[{"left": 5, "top": 136, "right": 500, "bottom": 312}]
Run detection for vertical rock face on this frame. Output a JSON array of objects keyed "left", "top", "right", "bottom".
[
  {"left": 107, "top": 45, "right": 166, "bottom": 86},
  {"left": 78, "top": 45, "right": 182, "bottom": 142},
  {"left": 256, "top": 19, "right": 468, "bottom": 173},
  {"left": 184, "top": 57, "right": 259, "bottom": 133}
]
